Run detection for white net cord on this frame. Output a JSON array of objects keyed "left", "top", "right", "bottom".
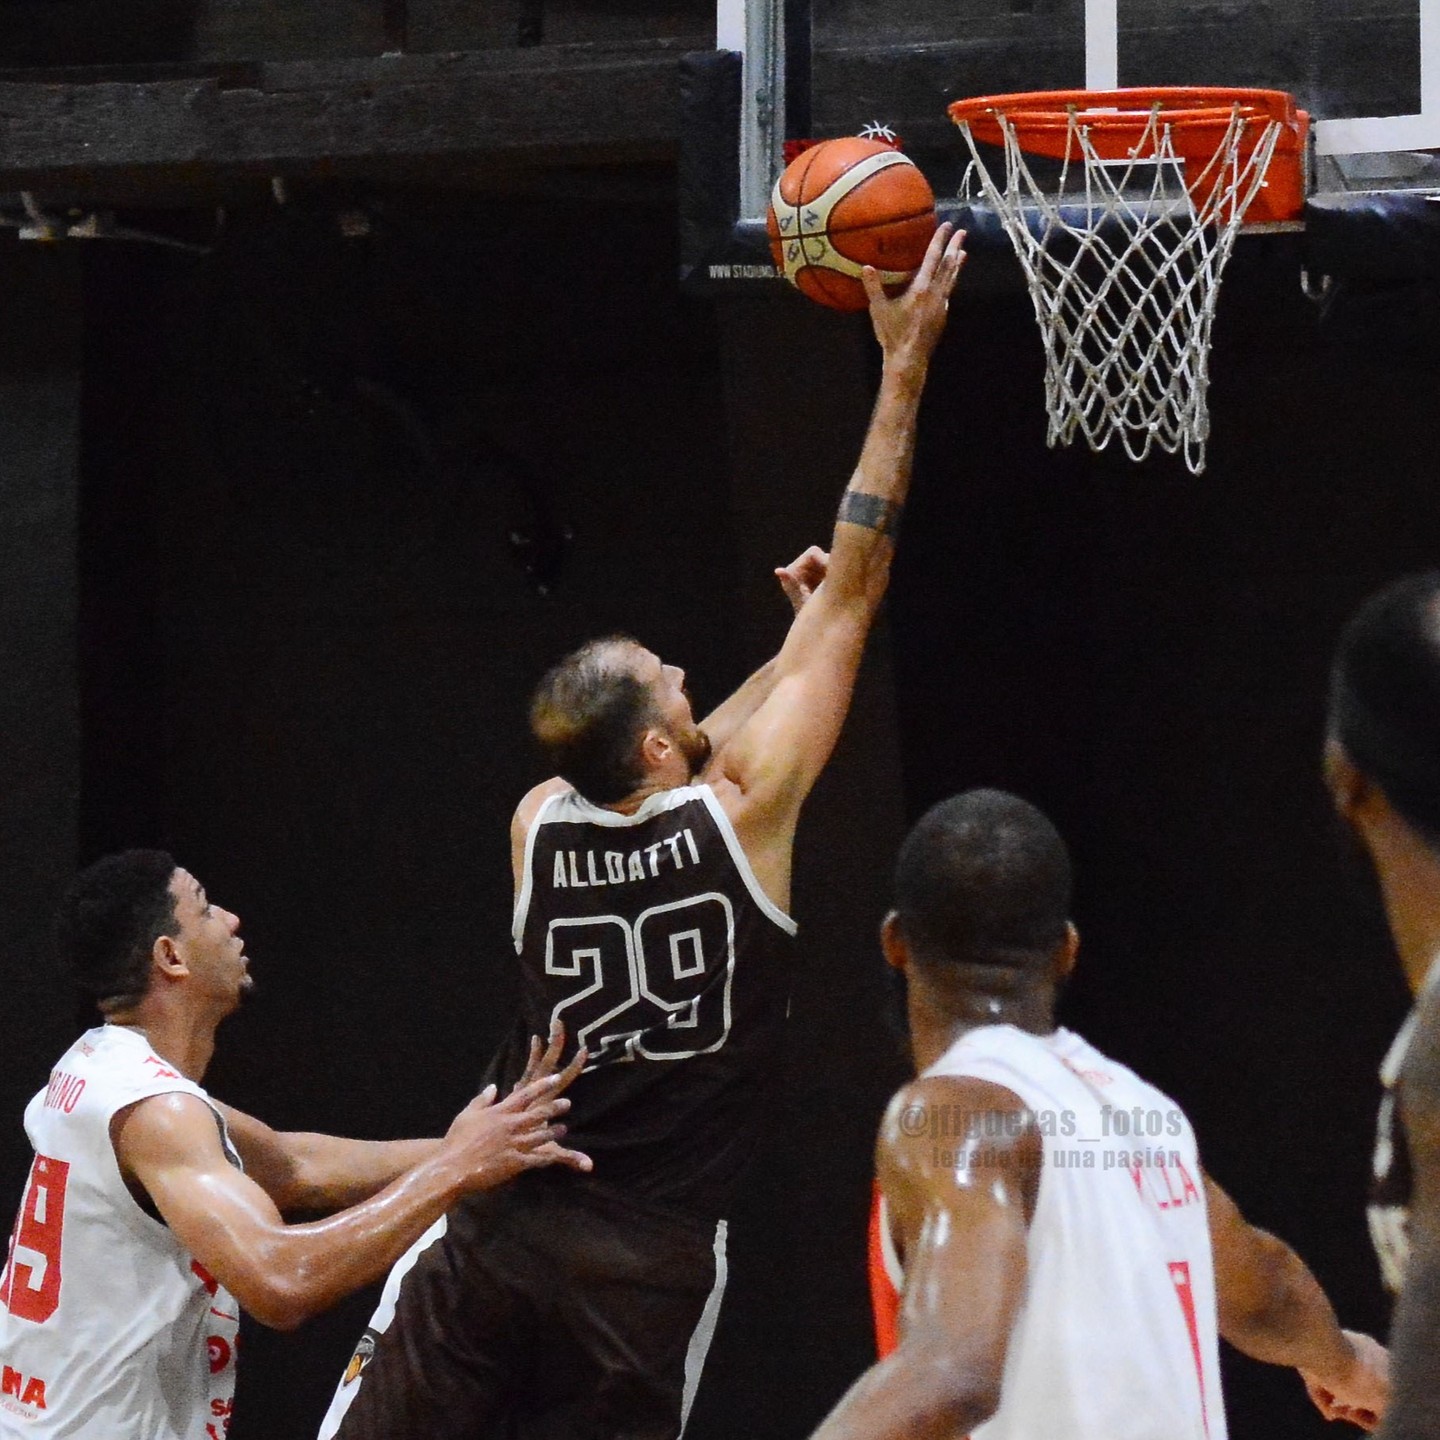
[{"left": 957, "top": 103, "right": 1284, "bottom": 474}]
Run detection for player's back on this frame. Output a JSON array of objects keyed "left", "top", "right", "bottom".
[
  {"left": 505, "top": 782, "right": 797, "bottom": 1220},
  {"left": 895, "top": 1024, "right": 1225, "bottom": 1440}
]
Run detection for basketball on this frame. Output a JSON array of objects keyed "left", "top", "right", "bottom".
[{"left": 767, "top": 136, "right": 937, "bottom": 312}]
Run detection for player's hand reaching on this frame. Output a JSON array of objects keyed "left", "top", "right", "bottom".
[
  {"left": 775, "top": 546, "right": 829, "bottom": 614},
  {"left": 445, "top": 1031, "right": 591, "bottom": 1191},
  {"left": 1300, "top": 1330, "right": 1389, "bottom": 1430},
  {"left": 513, "top": 1020, "right": 583, "bottom": 1090},
  {"left": 862, "top": 222, "right": 967, "bottom": 368}
]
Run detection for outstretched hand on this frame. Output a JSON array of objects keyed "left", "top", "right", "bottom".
[
  {"left": 862, "top": 222, "right": 967, "bottom": 366},
  {"left": 1301, "top": 1330, "right": 1389, "bottom": 1431},
  {"left": 514, "top": 1021, "right": 581, "bottom": 1091},
  {"left": 446, "top": 1024, "right": 591, "bottom": 1190},
  {"left": 775, "top": 545, "right": 829, "bottom": 614}
]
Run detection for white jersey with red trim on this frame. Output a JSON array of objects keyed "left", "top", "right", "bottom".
[
  {"left": 882, "top": 1024, "right": 1225, "bottom": 1440},
  {"left": 0, "top": 1026, "right": 240, "bottom": 1439}
]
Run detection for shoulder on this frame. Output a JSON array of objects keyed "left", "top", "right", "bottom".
[
  {"left": 880, "top": 1074, "right": 1040, "bottom": 1172},
  {"left": 64, "top": 1030, "right": 204, "bottom": 1111},
  {"left": 513, "top": 777, "right": 571, "bottom": 836},
  {"left": 879, "top": 1074, "right": 1043, "bottom": 1230},
  {"left": 882, "top": 1073, "right": 1032, "bottom": 1134},
  {"left": 111, "top": 1091, "right": 227, "bottom": 1171}
]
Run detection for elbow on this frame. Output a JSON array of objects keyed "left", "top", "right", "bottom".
[
  {"left": 965, "top": 1370, "right": 1004, "bottom": 1428},
  {"left": 927, "top": 1377, "right": 1001, "bottom": 1434},
  {"left": 256, "top": 1306, "right": 307, "bottom": 1334},
  {"left": 948, "top": 1380, "right": 1001, "bottom": 1431},
  {"left": 902, "top": 1338, "right": 1003, "bottom": 1432},
  {"left": 238, "top": 1274, "right": 318, "bottom": 1332}
]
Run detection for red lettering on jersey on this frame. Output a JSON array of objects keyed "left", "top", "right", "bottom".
[
  {"left": 1159, "top": 1165, "right": 1185, "bottom": 1207},
  {"left": 191, "top": 1260, "right": 220, "bottom": 1296},
  {"left": 143, "top": 1056, "right": 181, "bottom": 1080},
  {"left": 0, "top": 1368, "right": 45, "bottom": 1410},
  {"left": 42, "top": 1072, "right": 86, "bottom": 1114},
  {"left": 1176, "top": 1157, "right": 1202, "bottom": 1205},
  {"left": 1130, "top": 1158, "right": 1201, "bottom": 1212}
]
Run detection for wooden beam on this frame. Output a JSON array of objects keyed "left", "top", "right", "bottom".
[{"left": 0, "top": 41, "right": 701, "bottom": 189}]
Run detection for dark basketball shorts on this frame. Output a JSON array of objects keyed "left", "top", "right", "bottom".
[{"left": 318, "top": 1170, "right": 729, "bottom": 1440}]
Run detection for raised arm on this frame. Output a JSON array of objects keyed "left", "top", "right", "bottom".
[
  {"left": 714, "top": 227, "right": 966, "bottom": 894},
  {"left": 808, "top": 1075, "right": 1037, "bottom": 1440},
  {"left": 1376, "top": 985, "right": 1440, "bottom": 1440},
  {"left": 1205, "top": 1172, "right": 1388, "bottom": 1428},
  {"left": 695, "top": 547, "right": 829, "bottom": 759},
  {"left": 114, "top": 1064, "right": 586, "bottom": 1331}
]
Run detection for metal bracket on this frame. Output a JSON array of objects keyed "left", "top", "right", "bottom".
[{"left": 717, "top": 0, "right": 786, "bottom": 221}]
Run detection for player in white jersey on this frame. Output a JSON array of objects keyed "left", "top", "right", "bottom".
[
  {"left": 811, "top": 790, "right": 1388, "bottom": 1440},
  {"left": 0, "top": 850, "right": 587, "bottom": 1439},
  {"left": 1325, "top": 572, "right": 1440, "bottom": 1440}
]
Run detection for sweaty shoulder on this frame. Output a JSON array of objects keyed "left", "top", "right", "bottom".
[
  {"left": 110, "top": 1091, "right": 229, "bottom": 1182},
  {"left": 880, "top": 1073, "right": 1035, "bottom": 1153},
  {"left": 879, "top": 1074, "right": 1043, "bottom": 1248}
]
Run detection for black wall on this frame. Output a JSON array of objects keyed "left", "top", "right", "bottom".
[
  {"left": 0, "top": 0, "right": 713, "bottom": 67},
  {"left": 891, "top": 234, "right": 1427, "bottom": 1435},
  {"left": 0, "top": 247, "right": 83, "bottom": 1215},
  {"left": 1, "top": 167, "right": 1434, "bottom": 1440},
  {"left": 55, "top": 178, "right": 910, "bottom": 1439}
]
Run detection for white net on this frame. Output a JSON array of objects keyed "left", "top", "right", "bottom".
[{"left": 955, "top": 102, "right": 1286, "bottom": 474}]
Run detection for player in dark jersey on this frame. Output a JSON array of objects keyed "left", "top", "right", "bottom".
[
  {"left": 319, "top": 223, "right": 969, "bottom": 1440},
  {"left": 1325, "top": 572, "right": 1440, "bottom": 1439}
]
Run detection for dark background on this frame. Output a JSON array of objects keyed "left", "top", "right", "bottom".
[{"left": 1, "top": 1, "right": 1434, "bottom": 1437}]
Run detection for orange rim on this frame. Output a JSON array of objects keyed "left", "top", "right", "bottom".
[
  {"left": 948, "top": 86, "right": 1299, "bottom": 129},
  {"left": 948, "top": 86, "right": 1305, "bottom": 162}
]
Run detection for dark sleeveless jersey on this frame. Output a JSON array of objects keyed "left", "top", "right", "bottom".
[{"left": 494, "top": 782, "right": 797, "bottom": 1220}]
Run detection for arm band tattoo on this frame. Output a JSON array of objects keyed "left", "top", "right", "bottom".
[{"left": 838, "top": 491, "right": 903, "bottom": 536}]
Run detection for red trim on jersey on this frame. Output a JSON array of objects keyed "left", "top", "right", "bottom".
[{"left": 868, "top": 1182, "right": 901, "bottom": 1359}]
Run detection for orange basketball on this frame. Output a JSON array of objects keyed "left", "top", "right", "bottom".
[{"left": 767, "top": 137, "right": 937, "bottom": 312}]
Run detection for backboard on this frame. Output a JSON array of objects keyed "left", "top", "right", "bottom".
[{"left": 683, "top": 0, "right": 1440, "bottom": 290}]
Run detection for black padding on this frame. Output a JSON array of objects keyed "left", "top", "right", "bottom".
[
  {"left": 678, "top": 49, "right": 743, "bottom": 287},
  {"left": 1304, "top": 190, "right": 1440, "bottom": 284}
]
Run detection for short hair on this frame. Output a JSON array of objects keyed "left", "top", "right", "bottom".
[
  {"left": 1330, "top": 572, "right": 1440, "bottom": 846},
  {"left": 894, "top": 790, "right": 1072, "bottom": 971},
  {"left": 55, "top": 850, "right": 180, "bottom": 1010},
  {"left": 529, "top": 636, "right": 657, "bottom": 806}
]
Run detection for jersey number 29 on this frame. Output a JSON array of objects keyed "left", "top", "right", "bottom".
[{"left": 545, "top": 892, "right": 736, "bottom": 1064}]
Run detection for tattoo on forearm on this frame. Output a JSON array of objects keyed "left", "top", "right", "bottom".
[{"left": 838, "top": 491, "right": 903, "bottom": 536}]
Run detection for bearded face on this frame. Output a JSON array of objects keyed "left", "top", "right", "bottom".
[{"left": 675, "top": 722, "right": 713, "bottom": 778}]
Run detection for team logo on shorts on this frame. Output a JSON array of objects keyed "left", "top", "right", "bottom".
[{"left": 342, "top": 1328, "right": 379, "bottom": 1387}]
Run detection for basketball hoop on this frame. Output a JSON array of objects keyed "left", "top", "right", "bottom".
[{"left": 948, "top": 88, "right": 1310, "bottom": 473}]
